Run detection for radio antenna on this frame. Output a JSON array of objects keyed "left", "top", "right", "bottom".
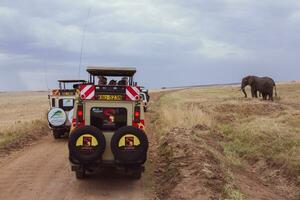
[
  {"left": 78, "top": 8, "right": 91, "bottom": 79},
  {"left": 43, "top": 59, "right": 49, "bottom": 91}
]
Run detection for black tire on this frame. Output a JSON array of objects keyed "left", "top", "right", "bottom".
[
  {"left": 53, "top": 130, "right": 62, "bottom": 139},
  {"left": 111, "top": 126, "right": 148, "bottom": 165},
  {"left": 76, "top": 169, "right": 86, "bottom": 179},
  {"left": 131, "top": 168, "right": 142, "bottom": 180},
  {"left": 68, "top": 126, "right": 106, "bottom": 164}
]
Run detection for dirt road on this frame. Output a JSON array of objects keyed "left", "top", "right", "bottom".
[{"left": 0, "top": 135, "right": 147, "bottom": 200}]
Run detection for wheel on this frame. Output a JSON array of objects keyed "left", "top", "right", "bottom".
[
  {"left": 48, "top": 108, "right": 67, "bottom": 127},
  {"left": 130, "top": 167, "right": 142, "bottom": 180},
  {"left": 68, "top": 126, "right": 106, "bottom": 164},
  {"left": 75, "top": 169, "right": 86, "bottom": 179},
  {"left": 111, "top": 126, "right": 148, "bottom": 165},
  {"left": 53, "top": 130, "right": 62, "bottom": 139}
]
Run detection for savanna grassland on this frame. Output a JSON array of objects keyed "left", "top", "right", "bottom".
[
  {"left": 148, "top": 83, "right": 300, "bottom": 200},
  {"left": 0, "top": 84, "right": 299, "bottom": 200},
  {"left": 0, "top": 92, "right": 49, "bottom": 155}
]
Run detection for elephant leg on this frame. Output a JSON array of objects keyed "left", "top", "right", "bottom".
[
  {"left": 269, "top": 91, "right": 274, "bottom": 101},
  {"left": 251, "top": 87, "right": 256, "bottom": 98},
  {"left": 262, "top": 93, "right": 267, "bottom": 100}
]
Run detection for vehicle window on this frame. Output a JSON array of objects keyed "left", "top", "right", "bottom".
[
  {"left": 58, "top": 99, "right": 74, "bottom": 111},
  {"left": 91, "top": 107, "right": 127, "bottom": 131},
  {"left": 140, "top": 93, "right": 147, "bottom": 102},
  {"left": 51, "top": 98, "right": 56, "bottom": 107}
]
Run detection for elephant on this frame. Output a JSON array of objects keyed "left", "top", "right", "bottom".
[{"left": 241, "top": 76, "right": 277, "bottom": 101}]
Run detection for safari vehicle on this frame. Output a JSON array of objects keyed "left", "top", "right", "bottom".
[
  {"left": 68, "top": 67, "right": 148, "bottom": 179},
  {"left": 140, "top": 86, "right": 149, "bottom": 99},
  {"left": 47, "top": 80, "right": 86, "bottom": 139},
  {"left": 140, "top": 92, "right": 149, "bottom": 112}
]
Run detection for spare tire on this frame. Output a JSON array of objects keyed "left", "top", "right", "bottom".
[
  {"left": 68, "top": 126, "right": 106, "bottom": 164},
  {"left": 48, "top": 108, "right": 67, "bottom": 127},
  {"left": 111, "top": 126, "right": 148, "bottom": 165}
]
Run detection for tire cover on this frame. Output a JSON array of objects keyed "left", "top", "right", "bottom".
[
  {"left": 48, "top": 108, "right": 67, "bottom": 127},
  {"left": 68, "top": 126, "right": 106, "bottom": 164},
  {"left": 111, "top": 126, "right": 148, "bottom": 164}
]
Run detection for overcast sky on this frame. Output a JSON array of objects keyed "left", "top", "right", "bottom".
[{"left": 0, "top": 0, "right": 300, "bottom": 90}]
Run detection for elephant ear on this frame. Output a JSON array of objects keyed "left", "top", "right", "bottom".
[{"left": 248, "top": 76, "right": 255, "bottom": 85}]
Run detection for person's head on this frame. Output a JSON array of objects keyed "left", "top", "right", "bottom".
[
  {"left": 109, "top": 80, "right": 117, "bottom": 86},
  {"left": 98, "top": 76, "right": 107, "bottom": 85},
  {"left": 118, "top": 77, "right": 128, "bottom": 86},
  {"left": 121, "top": 77, "right": 128, "bottom": 85}
]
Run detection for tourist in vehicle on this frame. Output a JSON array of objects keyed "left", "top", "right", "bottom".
[
  {"left": 98, "top": 76, "right": 107, "bottom": 85},
  {"left": 118, "top": 77, "right": 128, "bottom": 85},
  {"left": 108, "top": 80, "right": 117, "bottom": 85}
]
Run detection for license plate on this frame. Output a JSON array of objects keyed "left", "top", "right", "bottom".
[
  {"left": 98, "top": 95, "right": 123, "bottom": 101},
  {"left": 61, "top": 92, "right": 74, "bottom": 96}
]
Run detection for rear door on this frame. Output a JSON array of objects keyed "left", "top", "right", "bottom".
[{"left": 84, "top": 101, "right": 134, "bottom": 161}]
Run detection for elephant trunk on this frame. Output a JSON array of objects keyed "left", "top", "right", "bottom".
[{"left": 241, "top": 87, "right": 247, "bottom": 98}]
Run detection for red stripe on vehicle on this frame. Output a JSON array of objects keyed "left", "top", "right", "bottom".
[
  {"left": 126, "top": 86, "right": 140, "bottom": 101},
  {"left": 80, "top": 85, "right": 95, "bottom": 100}
]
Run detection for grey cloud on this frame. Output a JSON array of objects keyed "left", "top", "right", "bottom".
[{"left": 0, "top": 0, "right": 300, "bottom": 90}]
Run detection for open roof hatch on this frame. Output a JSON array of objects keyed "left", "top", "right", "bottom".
[{"left": 86, "top": 66, "right": 136, "bottom": 77}]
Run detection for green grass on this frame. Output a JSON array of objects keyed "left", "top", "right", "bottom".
[
  {"left": 150, "top": 82, "right": 300, "bottom": 198},
  {"left": 224, "top": 184, "right": 246, "bottom": 200}
]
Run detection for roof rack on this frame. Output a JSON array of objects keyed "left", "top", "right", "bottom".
[
  {"left": 86, "top": 66, "right": 136, "bottom": 77},
  {"left": 58, "top": 80, "right": 86, "bottom": 83},
  {"left": 57, "top": 80, "right": 87, "bottom": 90}
]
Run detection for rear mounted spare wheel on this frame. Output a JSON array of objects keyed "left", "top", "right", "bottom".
[
  {"left": 48, "top": 108, "right": 67, "bottom": 127},
  {"left": 111, "top": 126, "right": 148, "bottom": 165},
  {"left": 68, "top": 126, "right": 106, "bottom": 164}
]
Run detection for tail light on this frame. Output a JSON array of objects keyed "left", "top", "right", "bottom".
[
  {"left": 133, "top": 106, "right": 140, "bottom": 123},
  {"left": 76, "top": 104, "right": 85, "bottom": 128},
  {"left": 132, "top": 105, "right": 144, "bottom": 129}
]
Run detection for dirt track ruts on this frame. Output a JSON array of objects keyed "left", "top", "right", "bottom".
[{"left": 0, "top": 135, "right": 147, "bottom": 200}]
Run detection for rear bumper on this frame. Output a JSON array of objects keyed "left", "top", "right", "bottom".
[
  {"left": 69, "top": 156, "right": 145, "bottom": 171},
  {"left": 49, "top": 124, "right": 70, "bottom": 131}
]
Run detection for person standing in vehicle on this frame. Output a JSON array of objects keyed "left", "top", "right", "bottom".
[
  {"left": 98, "top": 76, "right": 107, "bottom": 85},
  {"left": 118, "top": 77, "right": 128, "bottom": 86},
  {"left": 109, "top": 80, "right": 117, "bottom": 85}
]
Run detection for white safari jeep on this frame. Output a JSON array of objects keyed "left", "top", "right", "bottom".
[
  {"left": 68, "top": 67, "right": 148, "bottom": 179},
  {"left": 140, "top": 87, "right": 150, "bottom": 112},
  {"left": 48, "top": 80, "right": 86, "bottom": 139}
]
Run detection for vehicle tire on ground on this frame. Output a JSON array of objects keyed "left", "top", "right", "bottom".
[
  {"left": 68, "top": 126, "right": 106, "bottom": 164},
  {"left": 130, "top": 167, "right": 142, "bottom": 180},
  {"left": 111, "top": 126, "right": 148, "bottom": 165},
  {"left": 53, "top": 130, "right": 62, "bottom": 139},
  {"left": 75, "top": 169, "right": 86, "bottom": 179}
]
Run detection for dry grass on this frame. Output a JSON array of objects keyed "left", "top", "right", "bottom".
[
  {"left": 0, "top": 92, "right": 49, "bottom": 150},
  {"left": 150, "top": 82, "right": 300, "bottom": 199},
  {"left": 153, "top": 90, "right": 214, "bottom": 134}
]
